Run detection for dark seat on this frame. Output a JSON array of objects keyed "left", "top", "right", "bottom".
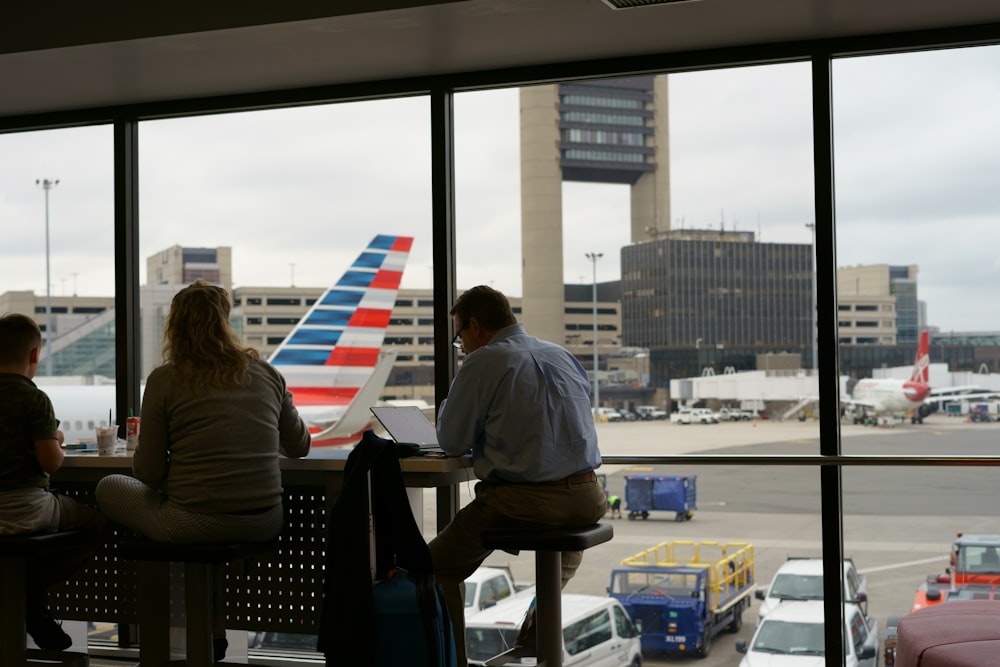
[
  {"left": 117, "top": 538, "right": 279, "bottom": 667},
  {"left": 0, "top": 531, "right": 91, "bottom": 666},
  {"left": 481, "top": 523, "right": 613, "bottom": 667}
]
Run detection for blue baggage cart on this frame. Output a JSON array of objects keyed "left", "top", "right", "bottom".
[{"left": 624, "top": 475, "right": 696, "bottom": 521}]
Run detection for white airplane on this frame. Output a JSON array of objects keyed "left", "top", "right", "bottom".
[
  {"left": 41, "top": 233, "right": 413, "bottom": 450},
  {"left": 844, "top": 330, "right": 1000, "bottom": 424}
]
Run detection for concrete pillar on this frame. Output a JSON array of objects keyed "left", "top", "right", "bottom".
[
  {"left": 519, "top": 84, "right": 565, "bottom": 344},
  {"left": 630, "top": 75, "right": 671, "bottom": 242}
]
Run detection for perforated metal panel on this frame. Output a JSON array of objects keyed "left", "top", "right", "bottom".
[{"left": 49, "top": 469, "right": 335, "bottom": 633}]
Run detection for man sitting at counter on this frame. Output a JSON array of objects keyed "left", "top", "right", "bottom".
[{"left": 428, "top": 286, "right": 606, "bottom": 666}]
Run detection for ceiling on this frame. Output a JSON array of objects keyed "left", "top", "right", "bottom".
[{"left": 4, "top": 0, "right": 1000, "bottom": 120}]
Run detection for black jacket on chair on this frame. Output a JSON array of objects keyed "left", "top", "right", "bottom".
[{"left": 316, "top": 430, "right": 436, "bottom": 664}]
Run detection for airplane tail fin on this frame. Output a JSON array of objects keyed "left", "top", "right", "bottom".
[
  {"left": 910, "top": 329, "right": 930, "bottom": 384},
  {"left": 269, "top": 234, "right": 413, "bottom": 409}
]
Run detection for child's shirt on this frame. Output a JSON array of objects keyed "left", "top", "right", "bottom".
[{"left": 0, "top": 373, "right": 58, "bottom": 491}]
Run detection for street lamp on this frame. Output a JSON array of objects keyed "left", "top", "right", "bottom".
[
  {"left": 36, "top": 178, "right": 59, "bottom": 376},
  {"left": 585, "top": 252, "right": 603, "bottom": 409}
]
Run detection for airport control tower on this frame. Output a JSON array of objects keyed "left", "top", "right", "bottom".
[{"left": 520, "top": 75, "right": 670, "bottom": 344}]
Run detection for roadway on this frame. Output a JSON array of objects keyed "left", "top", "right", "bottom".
[{"left": 462, "top": 415, "right": 1000, "bottom": 667}]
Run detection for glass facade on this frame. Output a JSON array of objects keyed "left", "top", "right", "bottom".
[
  {"left": 3, "top": 18, "right": 1000, "bottom": 667},
  {"left": 622, "top": 232, "right": 812, "bottom": 380},
  {"left": 559, "top": 78, "right": 656, "bottom": 184}
]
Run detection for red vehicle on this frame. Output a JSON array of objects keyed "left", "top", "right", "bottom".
[
  {"left": 912, "top": 533, "right": 1000, "bottom": 611},
  {"left": 885, "top": 533, "right": 1000, "bottom": 665}
]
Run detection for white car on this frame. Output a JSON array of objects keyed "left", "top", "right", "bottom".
[
  {"left": 688, "top": 408, "right": 718, "bottom": 424},
  {"left": 736, "top": 600, "right": 878, "bottom": 667},
  {"left": 755, "top": 557, "right": 868, "bottom": 623},
  {"left": 593, "top": 407, "right": 624, "bottom": 422},
  {"left": 635, "top": 405, "right": 668, "bottom": 420},
  {"left": 464, "top": 566, "right": 519, "bottom": 618},
  {"left": 465, "top": 592, "right": 642, "bottom": 667}
]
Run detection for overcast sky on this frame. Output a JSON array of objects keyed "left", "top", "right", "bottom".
[{"left": 1, "top": 44, "right": 998, "bottom": 331}]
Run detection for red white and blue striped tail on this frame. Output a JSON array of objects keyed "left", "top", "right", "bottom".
[{"left": 268, "top": 234, "right": 413, "bottom": 446}]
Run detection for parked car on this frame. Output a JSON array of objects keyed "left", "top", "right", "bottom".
[
  {"left": 593, "top": 407, "right": 624, "bottom": 422},
  {"left": 466, "top": 591, "right": 642, "bottom": 667},
  {"left": 755, "top": 557, "right": 868, "bottom": 623},
  {"left": 718, "top": 407, "right": 753, "bottom": 421},
  {"left": 670, "top": 408, "right": 692, "bottom": 424},
  {"left": 464, "top": 565, "right": 522, "bottom": 618},
  {"left": 689, "top": 408, "right": 718, "bottom": 424},
  {"left": 737, "top": 600, "right": 878, "bottom": 667},
  {"left": 635, "top": 405, "right": 668, "bottom": 420}
]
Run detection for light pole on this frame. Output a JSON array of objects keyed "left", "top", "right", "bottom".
[
  {"left": 806, "top": 223, "right": 817, "bottom": 372},
  {"left": 585, "top": 252, "right": 603, "bottom": 409},
  {"left": 36, "top": 178, "right": 59, "bottom": 376}
]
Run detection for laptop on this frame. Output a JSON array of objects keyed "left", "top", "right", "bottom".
[{"left": 369, "top": 405, "right": 445, "bottom": 455}]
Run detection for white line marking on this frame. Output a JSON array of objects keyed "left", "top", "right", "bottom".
[{"left": 859, "top": 556, "right": 948, "bottom": 574}]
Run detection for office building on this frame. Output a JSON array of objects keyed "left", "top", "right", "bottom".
[
  {"left": 621, "top": 229, "right": 812, "bottom": 382},
  {"left": 837, "top": 264, "right": 923, "bottom": 345}
]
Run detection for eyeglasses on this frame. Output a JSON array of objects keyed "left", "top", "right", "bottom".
[{"left": 452, "top": 323, "right": 466, "bottom": 350}]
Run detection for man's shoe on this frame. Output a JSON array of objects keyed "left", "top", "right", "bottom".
[
  {"left": 26, "top": 604, "right": 72, "bottom": 651},
  {"left": 213, "top": 636, "right": 229, "bottom": 662}
]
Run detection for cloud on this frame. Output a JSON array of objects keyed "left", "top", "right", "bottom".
[{"left": 2, "top": 45, "right": 999, "bottom": 332}]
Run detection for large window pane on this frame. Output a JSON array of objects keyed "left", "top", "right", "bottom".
[
  {"left": 0, "top": 125, "right": 115, "bottom": 427},
  {"left": 138, "top": 98, "right": 433, "bottom": 397},
  {"left": 833, "top": 45, "right": 1000, "bottom": 440}
]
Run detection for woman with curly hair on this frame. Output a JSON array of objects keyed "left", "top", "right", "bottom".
[{"left": 96, "top": 279, "right": 310, "bottom": 658}]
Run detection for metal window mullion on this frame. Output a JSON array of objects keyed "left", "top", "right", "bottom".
[{"left": 812, "top": 52, "right": 846, "bottom": 667}]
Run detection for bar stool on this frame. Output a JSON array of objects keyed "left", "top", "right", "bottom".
[
  {"left": 480, "top": 523, "right": 613, "bottom": 667},
  {"left": 117, "top": 538, "right": 278, "bottom": 667},
  {"left": 0, "top": 530, "right": 91, "bottom": 667}
]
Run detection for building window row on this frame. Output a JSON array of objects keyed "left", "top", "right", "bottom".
[
  {"left": 560, "top": 94, "right": 644, "bottom": 110},
  {"left": 562, "top": 149, "right": 647, "bottom": 164},
  {"left": 561, "top": 111, "right": 647, "bottom": 127},
  {"left": 561, "top": 129, "right": 646, "bottom": 146}
]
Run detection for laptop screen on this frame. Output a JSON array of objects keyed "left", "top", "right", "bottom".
[{"left": 370, "top": 405, "right": 440, "bottom": 447}]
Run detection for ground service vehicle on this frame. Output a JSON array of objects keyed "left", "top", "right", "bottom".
[
  {"left": 912, "top": 533, "right": 1000, "bottom": 611},
  {"left": 883, "top": 533, "right": 1000, "bottom": 665},
  {"left": 755, "top": 556, "right": 868, "bottom": 623},
  {"left": 608, "top": 540, "right": 754, "bottom": 659},
  {"left": 465, "top": 591, "right": 642, "bottom": 667},
  {"left": 736, "top": 600, "right": 879, "bottom": 667},
  {"left": 623, "top": 474, "right": 696, "bottom": 522}
]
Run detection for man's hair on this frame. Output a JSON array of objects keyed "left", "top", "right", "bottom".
[
  {"left": 450, "top": 285, "right": 517, "bottom": 332},
  {"left": 0, "top": 313, "right": 42, "bottom": 366},
  {"left": 162, "top": 279, "right": 260, "bottom": 388}
]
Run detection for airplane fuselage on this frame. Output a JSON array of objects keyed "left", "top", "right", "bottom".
[{"left": 852, "top": 378, "right": 930, "bottom": 414}]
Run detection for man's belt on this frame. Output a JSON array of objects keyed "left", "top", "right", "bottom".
[{"left": 535, "top": 471, "right": 597, "bottom": 487}]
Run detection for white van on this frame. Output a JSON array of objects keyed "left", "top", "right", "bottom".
[{"left": 465, "top": 592, "right": 642, "bottom": 666}]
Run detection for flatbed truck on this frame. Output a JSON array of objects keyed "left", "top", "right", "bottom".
[{"left": 608, "top": 540, "right": 755, "bottom": 659}]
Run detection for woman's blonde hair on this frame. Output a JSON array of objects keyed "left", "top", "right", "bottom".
[{"left": 162, "top": 279, "right": 259, "bottom": 388}]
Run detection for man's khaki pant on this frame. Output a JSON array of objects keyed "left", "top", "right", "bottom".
[{"left": 429, "top": 479, "right": 607, "bottom": 665}]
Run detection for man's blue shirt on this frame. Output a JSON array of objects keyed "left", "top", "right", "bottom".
[{"left": 436, "top": 324, "right": 602, "bottom": 482}]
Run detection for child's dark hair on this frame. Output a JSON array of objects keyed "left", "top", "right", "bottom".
[{"left": 0, "top": 313, "right": 42, "bottom": 366}]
